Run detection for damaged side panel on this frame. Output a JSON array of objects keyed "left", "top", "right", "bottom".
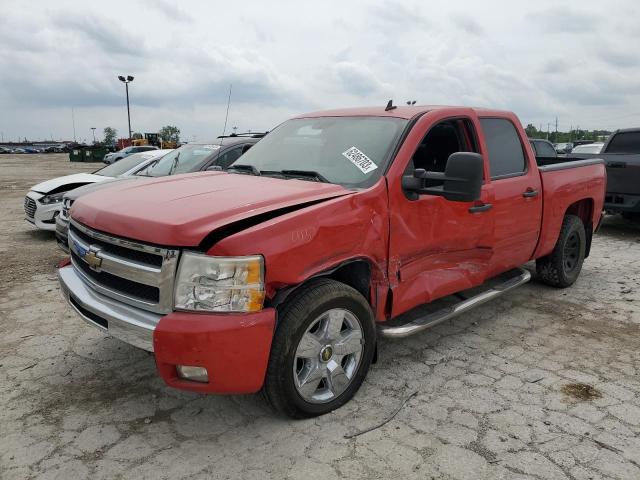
[{"left": 209, "top": 181, "right": 392, "bottom": 321}]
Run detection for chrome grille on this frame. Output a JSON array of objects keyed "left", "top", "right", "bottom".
[
  {"left": 24, "top": 197, "right": 36, "bottom": 218},
  {"left": 68, "top": 219, "right": 179, "bottom": 314}
]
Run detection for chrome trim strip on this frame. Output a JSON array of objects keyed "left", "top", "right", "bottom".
[
  {"left": 68, "top": 229, "right": 162, "bottom": 286},
  {"left": 58, "top": 266, "right": 160, "bottom": 352},
  {"left": 538, "top": 158, "right": 604, "bottom": 172},
  {"left": 378, "top": 268, "right": 532, "bottom": 338},
  {"left": 70, "top": 255, "right": 159, "bottom": 309},
  {"left": 70, "top": 218, "right": 175, "bottom": 256}
]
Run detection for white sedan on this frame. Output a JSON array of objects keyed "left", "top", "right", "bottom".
[{"left": 24, "top": 149, "right": 172, "bottom": 231}]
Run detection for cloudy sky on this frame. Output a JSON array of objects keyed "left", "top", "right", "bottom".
[{"left": 1, "top": 0, "right": 639, "bottom": 143}]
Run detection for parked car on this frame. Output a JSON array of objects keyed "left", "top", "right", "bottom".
[
  {"left": 103, "top": 145, "right": 158, "bottom": 164},
  {"left": 56, "top": 137, "right": 261, "bottom": 249},
  {"left": 13, "top": 148, "right": 26, "bottom": 154},
  {"left": 0, "top": 146, "right": 12, "bottom": 154},
  {"left": 571, "top": 143, "right": 604, "bottom": 154},
  {"left": 136, "top": 136, "right": 260, "bottom": 177},
  {"left": 567, "top": 128, "right": 640, "bottom": 219},
  {"left": 58, "top": 105, "right": 605, "bottom": 418},
  {"left": 25, "top": 149, "right": 172, "bottom": 231},
  {"left": 554, "top": 142, "right": 574, "bottom": 154}
]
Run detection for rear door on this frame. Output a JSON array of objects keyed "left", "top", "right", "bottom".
[
  {"left": 387, "top": 111, "right": 495, "bottom": 317},
  {"left": 479, "top": 117, "right": 542, "bottom": 275}
]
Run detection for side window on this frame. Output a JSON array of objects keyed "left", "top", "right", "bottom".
[
  {"left": 535, "top": 141, "right": 556, "bottom": 158},
  {"left": 410, "top": 119, "right": 477, "bottom": 174},
  {"left": 480, "top": 118, "right": 526, "bottom": 178},
  {"left": 215, "top": 146, "right": 245, "bottom": 169}
]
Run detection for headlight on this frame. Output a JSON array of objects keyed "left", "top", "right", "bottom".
[
  {"left": 39, "top": 192, "right": 64, "bottom": 204},
  {"left": 174, "top": 252, "right": 265, "bottom": 312}
]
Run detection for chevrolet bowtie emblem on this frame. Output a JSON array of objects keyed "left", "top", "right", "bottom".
[{"left": 84, "top": 250, "right": 102, "bottom": 269}]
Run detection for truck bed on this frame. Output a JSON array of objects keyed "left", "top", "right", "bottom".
[{"left": 533, "top": 158, "right": 606, "bottom": 259}]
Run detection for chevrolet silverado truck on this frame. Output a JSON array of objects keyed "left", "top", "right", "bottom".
[
  {"left": 566, "top": 128, "right": 640, "bottom": 220},
  {"left": 58, "top": 105, "right": 606, "bottom": 418}
]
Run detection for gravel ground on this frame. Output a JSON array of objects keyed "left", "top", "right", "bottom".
[{"left": 1, "top": 153, "right": 640, "bottom": 480}]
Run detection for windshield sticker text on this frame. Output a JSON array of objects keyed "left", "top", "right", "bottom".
[{"left": 342, "top": 147, "right": 378, "bottom": 174}]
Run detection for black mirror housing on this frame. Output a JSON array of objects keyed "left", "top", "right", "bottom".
[{"left": 402, "top": 152, "right": 483, "bottom": 202}]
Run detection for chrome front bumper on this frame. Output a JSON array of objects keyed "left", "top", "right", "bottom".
[{"left": 58, "top": 266, "right": 161, "bottom": 351}]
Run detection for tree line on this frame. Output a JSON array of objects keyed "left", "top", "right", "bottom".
[{"left": 524, "top": 124, "right": 611, "bottom": 143}]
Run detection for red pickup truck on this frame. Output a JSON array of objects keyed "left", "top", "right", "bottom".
[{"left": 58, "top": 105, "right": 606, "bottom": 417}]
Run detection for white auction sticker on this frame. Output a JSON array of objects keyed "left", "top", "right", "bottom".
[{"left": 342, "top": 146, "right": 378, "bottom": 174}]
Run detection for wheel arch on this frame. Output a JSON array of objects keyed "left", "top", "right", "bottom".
[
  {"left": 268, "top": 258, "right": 374, "bottom": 312},
  {"left": 565, "top": 198, "right": 594, "bottom": 257}
]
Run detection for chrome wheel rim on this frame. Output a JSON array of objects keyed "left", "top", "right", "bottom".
[{"left": 293, "top": 308, "right": 364, "bottom": 404}]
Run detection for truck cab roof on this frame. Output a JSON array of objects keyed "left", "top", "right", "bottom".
[{"left": 296, "top": 105, "right": 514, "bottom": 120}]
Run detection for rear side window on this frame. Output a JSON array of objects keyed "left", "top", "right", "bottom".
[
  {"left": 606, "top": 132, "right": 640, "bottom": 154},
  {"left": 215, "top": 146, "right": 245, "bottom": 169},
  {"left": 533, "top": 141, "right": 556, "bottom": 157},
  {"left": 480, "top": 118, "right": 526, "bottom": 178}
]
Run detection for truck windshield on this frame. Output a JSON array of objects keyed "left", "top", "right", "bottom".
[
  {"left": 141, "top": 144, "right": 220, "bottom": 176},
  {"left": 228, "top": 117, "right": 408, "bottom": 188}
]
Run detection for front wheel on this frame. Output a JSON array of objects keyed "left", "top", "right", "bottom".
[
  {"left": 263, "top": 279, "right": 376, "bottom": 418},
  {"left": 536, "top": 214, "right": 586, "bottom": 288}
]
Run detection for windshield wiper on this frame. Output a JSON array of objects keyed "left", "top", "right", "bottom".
[
  {"left": 278, "top": 170, "right": 330, "bottom": 183},
  {"left": 169, "top": 152, "right": 181, "bottom": 175},
  {"left": 227, "top": 164, "right": 261, "bottom": 176}
]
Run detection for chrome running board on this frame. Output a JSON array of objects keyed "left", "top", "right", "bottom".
[{"left": 378, "top": 267, "right": 531, "bottom": 338}]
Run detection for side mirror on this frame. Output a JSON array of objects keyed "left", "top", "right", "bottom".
[{"left": 402, "top": 152, "right": 483, "bottom": 202}]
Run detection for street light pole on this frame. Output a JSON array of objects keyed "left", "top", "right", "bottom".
[
  {"left": 117, "top": 75, "right": 135, "bottom": 140},
  {"left": 91, "top": 127, "right": 96, "bottom": 144}
]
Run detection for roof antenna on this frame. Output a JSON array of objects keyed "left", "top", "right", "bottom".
[
  {"left": 220, "top": 84, "right": 232, "bottom": 148},
  {"left": 385, "top": 99, "right": 397, "bottom": 111}
]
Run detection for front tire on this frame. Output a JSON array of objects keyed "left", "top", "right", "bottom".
[
  {"left": 263, "top": 279, "right": 376, "bottom": 418},
  {"left": 536, "top": 214, "right": 586, "bottom": 288}
]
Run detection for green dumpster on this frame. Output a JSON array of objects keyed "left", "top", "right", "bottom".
[
  {"left": 69, "top": 148, "right": 86, "bottom": 162},
  {"left": 69, "top": 147, "right": 108, "bottom": 162}
]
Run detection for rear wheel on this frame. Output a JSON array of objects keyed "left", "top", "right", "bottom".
[
  {"left": 263, "top": 279, "right": 376, "bottom": 418},
  {"left": 536, "top": 215, "right": 586, "bottom": 288}
]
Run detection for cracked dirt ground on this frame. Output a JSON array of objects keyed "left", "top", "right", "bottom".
[{"left": 2, "top": 154, "right": 640, "bottom": 480}]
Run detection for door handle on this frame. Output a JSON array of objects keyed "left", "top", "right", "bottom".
[
  {"left": 607, "top": 162, "right": 626, "bottom": 168},
  {"left": 522, "top": 189, "right": 539, "bottom": 198},
  {"left": 468, "top": 203, "right": 492, "bottom": 213}
]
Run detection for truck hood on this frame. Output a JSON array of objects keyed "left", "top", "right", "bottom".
[
  {"left": 71, "top": 171, "right": 353, "bottom": 246},
  {"left": 30, "top": 173, "right": 106, "bottom": 194}
]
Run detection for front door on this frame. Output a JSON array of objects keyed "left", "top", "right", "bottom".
[{"left": 387, "top": 111, "right": 495, "bottom": 318}]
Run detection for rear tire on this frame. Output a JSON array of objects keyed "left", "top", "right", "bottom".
[
  {"left": 536, "top": 215, "right": 586, "bottom": 288},
  {"left": 263, "top": 279, "right": 376, "bottom": 418}
]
